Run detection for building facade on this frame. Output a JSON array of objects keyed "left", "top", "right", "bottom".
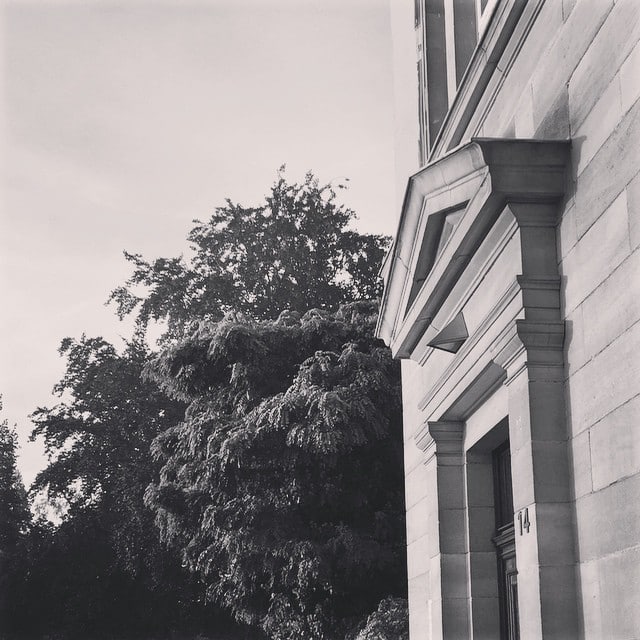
[{"left": 377, "top": 1, "right": 640, "bottom": 638}]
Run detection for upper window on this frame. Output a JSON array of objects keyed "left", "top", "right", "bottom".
[{"left": 416, "top": 0, "right": 499, "bottom": 163}]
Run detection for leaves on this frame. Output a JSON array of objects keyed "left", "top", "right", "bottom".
[
  {"left": 0, "top": 399, "right": 30, "bottom": 552},
  {"left": 16, "top": 168, "right": 401, "bottom": 640},
  {"left": 145, "top": 304, "right": 406, "bottom": 639},
  {"left": 109, "top": 171, "right": 390, "bottom": 338}
]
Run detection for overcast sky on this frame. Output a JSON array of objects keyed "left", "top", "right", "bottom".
[{"left": 0, "top": 0, "right": 398, "bottom": 485}]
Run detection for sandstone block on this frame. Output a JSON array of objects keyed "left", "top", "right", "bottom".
[
  {"left": 469, "top": 595, "right": 501, "bottom": 640},
  {"left": 406, "top": 495, "right": 430, "bottom": 545},
  {"left": 538, "top": 564, "right": 579, "bottom": 638},
  {"left": 620, "top": 36, "right": 640, "bottom": 114},
  {"left": 564, "top": 305, "right": 587, "bottom": 378},
  {"left": 557, "top": 200, "right": 578, "bottom": 261},
  {"left": 437, "top": 464, "right": 465, "bottom": 509},
  {"left": 514, "top": 82, "right": 534, "bottom": 138},
  {"left": 573, "top": 80, "right": 640, "bottom": 237},
  {"left": 577, "top": 559, "right": 603, "bottom": 640},
  {"left": 438, "top": 553, "right": 469, "bottom": 599},
  {"left": 465, "top": 461, "right": 494, "bottom": 508},
  {"left": 569, "top": 0, "right": 640, "bottom": 128},
  {"left": 467, "top": 506, "right": 496, "bottom": 553},
  {"left": 468, "top": 551, "right": 499, "bottom": 598},
  {"left": 561, "top": 190, "right": 630, "bottom": 314},
  {"left": 572, "top": 74, "right": 622, "bottom": 176},
  {"left": 581, "top": 249, "right": 640, "bottom": 361},
  {"left": 438, "top": 508, "right": 467, "bottom": 554},
  {"left": 597, "top": 546, "right": 640, "bottom": 639},
  {"left": 531, "top": 440, "right": 572, "bottom": 503},
  {"left": 407, "top": 533, "right": 431, "bottom": 580},
  {"left": 574, "top": 473, "right": 640, "bottom": 562},
  {"left": 408, "top": 575, "right": 430, "bottom": 639},
  {"left": 510, "top": 444, "right": 536, "bottom": 510},
  {"left": 569, "top": 429, "right": 593, "bottom": 499},
  {"left": 515, "top": 564, "right": 544, "bottom": 639},
  {"left": 534, "top": 501, "right": 577, "bottom": 565},
  {"left": 532, "top": 0, "right": 614, "bottom": 131},
  {"left": 589, "top": 395, "right": 640, "bottom": 491},
  {"left": 627, "top": 170, "right": 640, "bottom": 250},
  {"left": 568, "top": 319, "right": 640, "bottom": 435},
  {"left": 535, "top": 86, "right": 570, "bottom": 139}
]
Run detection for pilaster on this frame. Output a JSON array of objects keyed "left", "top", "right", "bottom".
[
  {"left": 416, "top": 421, "right": 469, "bottom": 640},
  {"left": 493, "top": 282, "right": 579, "bottom": 639}
]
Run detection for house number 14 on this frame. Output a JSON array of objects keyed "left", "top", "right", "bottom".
[{"left": 517, "top": 508, "right": 531, "bottom": 535}]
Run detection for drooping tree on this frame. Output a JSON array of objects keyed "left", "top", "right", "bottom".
[{"left": 144, "top": 302, "right": 406, "bottom": 640}]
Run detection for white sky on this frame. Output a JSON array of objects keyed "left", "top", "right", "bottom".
[{"left": 0, "top": 0, "right": 398, "bottom": 485}]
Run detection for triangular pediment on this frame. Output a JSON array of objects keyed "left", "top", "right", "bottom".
[{"left": 376, "top": 138, "right": 571, "bottom": 359}]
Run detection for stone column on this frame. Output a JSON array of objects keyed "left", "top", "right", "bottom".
[{"left": 416, "top": 421, "right": 469, "bottom": 640}]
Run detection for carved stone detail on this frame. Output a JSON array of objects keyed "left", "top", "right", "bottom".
[{"left": 415, "top": 421, "right": 464, "bottom": 464}]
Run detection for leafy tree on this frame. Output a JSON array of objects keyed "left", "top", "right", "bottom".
[
  {"left": 109, "top": 170, "right": 389, "bottom": 336},
  {"left": 0, "top": 399, "right": 29, "bottom": 554},
  {"left": 30, "top": 337, "right": 184, "bottom": 538},
  {"left": 348, "top": 597, "right": 409, "bottom": 640},
  {"left": 0, "top": 399, "right": 31, "bottom": 632},
  {"left": 144, "top": 302, "right": 406, "bottom": 640},
  {"left": 19, "top": 169, "right": 405, "bottom": 640},
  {"left": 14, "top": 337, "right": 247, "bottom": 639}
]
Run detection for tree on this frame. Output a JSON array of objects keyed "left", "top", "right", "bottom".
[
  {"left": 21, "top": 168, "right": 405, "bottom": 639},
  {"left": 144, "top": 302, "right": 406, "bottom": 640},
  {"left": 0, "top": 399, "right": 29, "bottom": 555},
  {"left": 0, "top": 399, "right": 31, "bottom": 628},
  {"left": 348, "top": 597, "right": 409, "bottom": 640},
  {"left": 16, "top": 337, "right": 247, "bottom": 639},
  {"left": 109, "top": 170, "right": 389, "bottom": 336}
]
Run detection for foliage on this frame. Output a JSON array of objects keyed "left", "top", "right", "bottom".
[
  {"left": 144, "top": 302, "right": 406, "bottom": 640},
  {"left": 347, "top": 597, "right": 409, "bottom": 640},
  {"left": 5, "top": 508, "right": 254, "bottom": 640},
  {"left": 6, "top": 338, "right": 244, "bottom": 639},
  {"left": 0, "top": 400, "right": 29, "bottom": 553},
  {"left": 15, "top": 169, "right": 404, "bottom": 640},
  {"left": 30, "top": 337, "right": 183, "bottom": 514},
  {"left": 109, "top": 170, "right": 389, "bottom": 337},
  {"left": 0, "top": 399, "right": 31, "bottom": 632}
]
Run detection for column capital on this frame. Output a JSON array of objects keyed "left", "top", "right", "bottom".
[{"left": 415, "top": 420, "right": 464, "bottom": 464}]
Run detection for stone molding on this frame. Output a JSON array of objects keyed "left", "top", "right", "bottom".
[
  {"left": 376, "top": 138, "right": 571, "bottom": 360},
  {"left": 415, "top": 420, "right": 464, "bottom": 465}
]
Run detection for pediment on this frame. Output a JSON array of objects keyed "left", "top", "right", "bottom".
[{"left": 376, "top": 138, "right": 570, "bottom": 359}]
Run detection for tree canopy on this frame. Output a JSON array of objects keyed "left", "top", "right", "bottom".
[
  {"left": 11, "top": 339, "right": 248, "bottom": 639},
  {"left": 109, "top": 170, "right": 389, "bottom": 336},
  {"left": 0, "top": 400, "right": 29, "bottom": 554},
  {"left": 6, "top": 169, "right": 406, "bottom": 640},
  {"left": 144, "top": 302, "right": 406, "bottom": 640}
]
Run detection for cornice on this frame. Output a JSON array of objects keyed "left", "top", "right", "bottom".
[
  {"left": 376, "top": 138, "right": 570, "bottom": 360},
  {"left": 415, "top": 420, "right": 464, "bottom": 465}
]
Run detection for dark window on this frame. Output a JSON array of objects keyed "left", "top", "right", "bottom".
[
  {"left": 493, "top": 440, "right": 514, "bottom": 531},
  {"left": 492, "top": 440, "right": 519, "bottom": 640}
]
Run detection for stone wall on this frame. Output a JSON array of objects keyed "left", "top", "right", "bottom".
[{"left": 465, "top": 1, "right": 640, "bottom": 636}]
